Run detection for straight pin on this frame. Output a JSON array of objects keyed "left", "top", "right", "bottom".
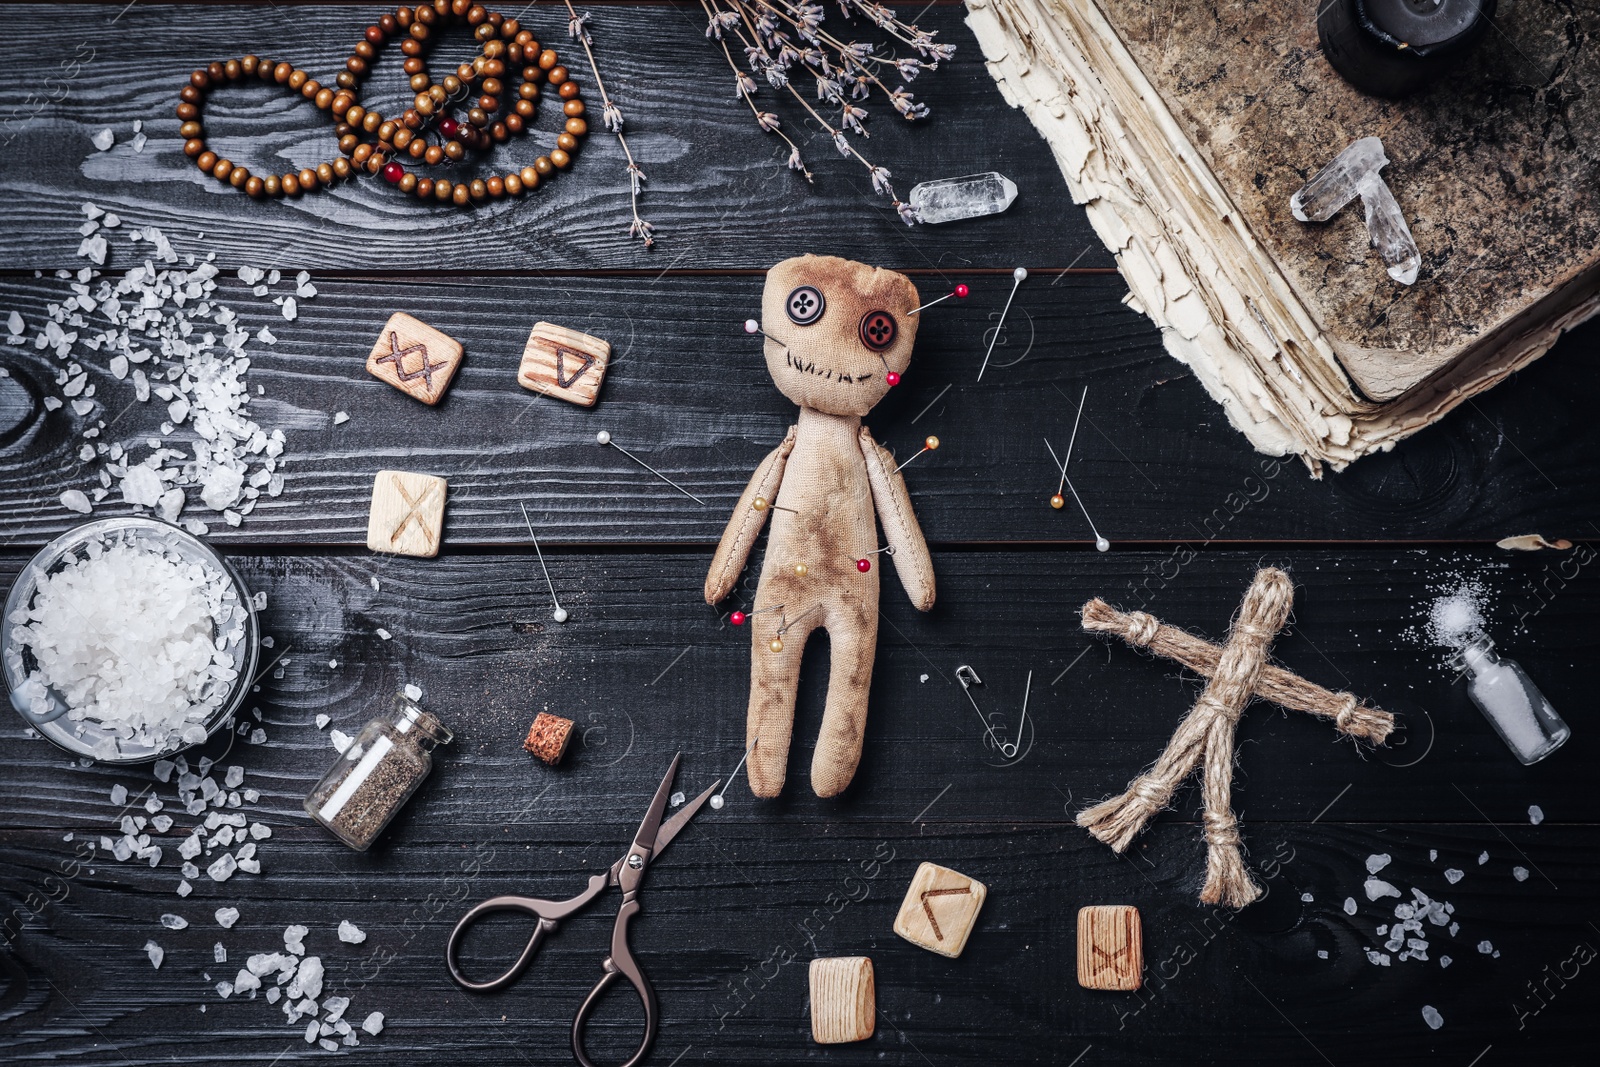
[
  {"left": 751, "top": 495, "right": 798, "bottom": 515},
  {"left": 892, "top": 435, "right": 941, "bottom": 474},
  {"left": 1063, "top": 475, "right": 1111, "bottom": 552},
  {"left": 595, "top": 430, "right": 707, "bottom": 505},
  {"left": 710, "top": 738, "right": 758, "bottom": 810},
  {"left": 909, "top": 284, "right": 970, "bottom": 315},
  {"left": 519, "top": 503, "right": 568, "bottom": 623},
  {"left": 977, "top": 268, "right": 1028, "bottom": 382}
]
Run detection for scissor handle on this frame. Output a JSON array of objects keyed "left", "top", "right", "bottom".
[
  {"left": 572, "top": 897, "right": 658, "bottom": 1067},
  {"left": 446, "top": 874, "right": 610, "bottom": 992}
]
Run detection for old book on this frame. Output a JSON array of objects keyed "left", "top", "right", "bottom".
[{"left": 965, "top": 0, "right": 1599, "bottom": 471}]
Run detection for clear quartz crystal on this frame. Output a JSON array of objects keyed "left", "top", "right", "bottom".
[
  {"left": 1291, "top": 137, "right": 1420, "bottom": 285},
  {"left": 909, "top": 172, "right": 1018, "bottom": 224},
  {"left": 1450, "top": 635, "right": 1569, "bottom": 765}
]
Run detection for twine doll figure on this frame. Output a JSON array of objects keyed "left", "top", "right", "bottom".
[{"left": 706, "top": 255, "right": 936, "bottom": 798}]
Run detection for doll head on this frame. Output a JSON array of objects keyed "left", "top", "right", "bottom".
[{"left": 760, "top": 254, "right": 921, "bottom": 417}]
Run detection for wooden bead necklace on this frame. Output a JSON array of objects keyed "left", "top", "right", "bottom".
[{"left": 177, "top": 1, "right": 589, "bottom": 207}]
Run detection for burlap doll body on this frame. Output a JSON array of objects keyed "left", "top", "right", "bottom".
[{"left": 706, "top": 255, "right": 936, "bottom": 797}]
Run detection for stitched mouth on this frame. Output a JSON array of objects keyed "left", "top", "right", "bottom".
[{"left": 784, "top": 350, "right": 875, "bottom": 385}]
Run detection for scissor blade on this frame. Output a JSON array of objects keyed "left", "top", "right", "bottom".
[
  {"left": 652, "top": 780, "right": 721, "bottom": 858},
  {"left": 631, "top": 753, "right": 681, "bottom": 859}
]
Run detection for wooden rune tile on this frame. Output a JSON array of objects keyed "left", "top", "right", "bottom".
[
  {"left": 366, "top": 470, "right": 447, "bottom": 558},
  {"left": 518, "top": 321, "right": 611, "bottom": 407},
  {"left": 1077, "top": 905, "right": 1143, "bottom": 991},
  {"left": 366, "top": 312, "right": 463, "bottom": 405},
  {"left": 808, "top": 956, "right": 874, "bottom": 1045},
  {"left": 892, "top": 861, "right": 988, "bottom": 958}
]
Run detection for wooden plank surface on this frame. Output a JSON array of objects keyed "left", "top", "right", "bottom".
[
  {"left": 2, "top": 270, "right": 1595, "bottom": 548},
  {"left": 0, "top": 550, "right": 1593, "bottom": 1064},
  {"left": 1, "top": 3, "right": 1595, "bottom": 1066},
  {"left": 0, "top": 2, "right": 1108, "bottom": 272}
]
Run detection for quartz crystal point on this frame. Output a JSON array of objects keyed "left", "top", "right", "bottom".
[
  {"left": 909, "top": 172, "right": 1018, "bottom": 224},
  {"left": 1291, "top": 137, "right": 1420, "bottom": 286}
]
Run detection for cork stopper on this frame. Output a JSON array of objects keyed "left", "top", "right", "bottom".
[{"left": 523, "top": 712, "right": 574, "bottom": 765}]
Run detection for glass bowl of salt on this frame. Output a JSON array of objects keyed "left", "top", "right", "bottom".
[{"left": 2, "top": 516, "right": 260, "bottom": 764}]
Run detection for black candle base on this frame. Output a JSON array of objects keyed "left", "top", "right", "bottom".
[{"left": 1319, "top": 0, "right": 1497, "bottom": 99}]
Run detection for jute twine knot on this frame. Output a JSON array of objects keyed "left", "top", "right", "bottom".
[
  {"left": 1126, "top": 611, "right": 1161, "bottom": 647},
  {"left": 1076, "top": 568, "right": 1395, "bottom": 908}
]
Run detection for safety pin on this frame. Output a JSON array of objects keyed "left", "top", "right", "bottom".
[{"left": 955, "top": 665, "right": 1013, "bottom": 756}]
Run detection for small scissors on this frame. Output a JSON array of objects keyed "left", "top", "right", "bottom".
[{"left": 446, "top": 755, "right": 719, "bottom": 1067}]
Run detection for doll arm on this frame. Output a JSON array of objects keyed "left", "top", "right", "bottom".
[
  {"left": 704, "top": 425, "right": 798, "bottom": 604},
  {"left": 859, "top": 427, "right": 936, "bottom": 611}
]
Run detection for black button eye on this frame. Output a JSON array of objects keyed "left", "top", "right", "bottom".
[
  {"left": 858, "top": 310, "right": 897, "bottom": 351},
  {"left": 785, "top": 285, "right": 825, "bottom": 325}
]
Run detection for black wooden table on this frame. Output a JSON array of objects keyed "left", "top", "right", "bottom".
[{"left": 1, "top": 4, "right": 1595, "bottom": 1065}]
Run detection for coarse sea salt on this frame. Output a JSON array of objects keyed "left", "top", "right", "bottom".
[
  {"left": 10, "top": 534, "right": 241, "bottom": 751},
  {"left": 21, "top": 209, "right": 308, "bottom": 523}
]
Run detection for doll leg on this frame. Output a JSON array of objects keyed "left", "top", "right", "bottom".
[
  {"left": 746, "top": 605, "right": 822, "bottom": 797},
  {"left": 810, "top": 605, "right": 879, "bottom": 798}
]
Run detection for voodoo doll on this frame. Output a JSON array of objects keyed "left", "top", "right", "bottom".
[{"left": 706, "top": 255, "right": 936, "bottom": 798}]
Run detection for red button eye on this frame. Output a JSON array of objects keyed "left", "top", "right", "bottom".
[{"left": 859, "top": 310, "right": 897, "bottom": 351}]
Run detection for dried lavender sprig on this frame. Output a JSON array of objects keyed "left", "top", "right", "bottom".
[
  {"left": 560, "top": 0, "right": 654, "bottom": 247},
  {"left": 702, "top": 0, "right": 815, "bottom": 180},
  {"left": 712, "top": 0, "right": 916, "bottom": 219}
]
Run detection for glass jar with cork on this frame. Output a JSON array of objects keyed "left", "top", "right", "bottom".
[{"left": 304, "top": 693, "right": 453, "bottom": 850}]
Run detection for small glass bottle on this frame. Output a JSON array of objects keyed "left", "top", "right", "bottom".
[
  {"left": 1450, "top": 635, "right": 1569, "bottom": 765},
  {"left": 304, "top": 694, "right": 453, "bottom": 850}
]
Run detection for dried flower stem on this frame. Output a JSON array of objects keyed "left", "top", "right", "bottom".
[
  {"left": 560, "top": 0, "right": 654, "bottom": 247},
  {"left": 700, "top": 0, "right": 950, "bottom": 223}
]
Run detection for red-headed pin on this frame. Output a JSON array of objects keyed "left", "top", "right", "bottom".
[{"left": 909, "top": 283, "right": 970, "bottom": 315}]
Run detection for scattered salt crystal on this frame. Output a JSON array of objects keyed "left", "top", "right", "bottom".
[
  {"left": 1366, "top": 853, "right": 1391, "bottom": 874},
  {"left": 1316, "top": 949, "right": 1328, "bottom": 959},
  {"left": 92, "top": 129, "right": 114, "bottom": 151},
  {"left": 376, "top": 628, "right": 391, "bottom": 640},
  {"left": 328, "top": 659, "right": 338, "bottom": 669},
  {"left": 1300, "top": 892, "right": 1313, "bottom": 903},
  {"left": 669, "top": 791, "right": 685, "bottom": 807},
  {"left": 329, "top": 730, "right": 353, "bottom": 753},
  {"left": 225, "top": 765, "right": 244, "bottom": 789},
  {"left": 215, "top": 942, "right": 228, "bottom": 963},
  {"left": 233, "top": 969, "right": 261, "bottom": 995},
  {"left": 111, "top": 784, "right": 128, "bottom": 806},
  {"left": 304, "top": 1020, "right": 319, "bottom": 1044},
  {"left": 1364, "top": 878, "right": 1401, "bottom": 901},
  {"left": 1343, "top": 897, "right": 1357, "bottom": 916},
  {"left": 1513, "top": 866, "right": 1529, "bottom": 881},
  {"left": 144, "top": 940, "right": 164, "bottom": 968},
  {"left": 1477, "top": 940, "right": 1494, "bottom": 954},
  {"left": 1429, "top": 849, "right": 1438, "bottom": 862},
  {"left": 131, "top": 132, "right": 148, "bottom": 154},
  {"left": 281, "top": 297, "right": 297, "bottom": 320},
  {"left": 361, "top": 1012, "right": 384, "bottom": 1035},
  {"left": 404, "top": 684, "right": 422, "bottom": 701},
  {"left": 337, "top": 920, "right": 366, "bottom": 944},
  {"left": 323, "top": 995, "right": 350, "bottom": 1021},
  {"left": 332, "top": 411, "right": 349, "bottom": 425},
  {"left": 1444, "top": 868, "right": 1464, "bottom": 884},
  {"left": 1529, "top": 805, "right": 1544, "bottom": 825},
  {"left": 250, "top": 823, "right": 271, "bottom": 840},
  {"left": 160, "top": 913, "right": 188, "bottom": 930},
  {"left": 249, "top": 728, "right": 266, "bottom": 744},
  {"left": 1422, "top": 1005, "right": 1443, "bottom": 1030},
  {"left": 153, "top": 760, "right": 175, "bottom": 783},
  {"left": 60, "top": 489, "right": 92, "bottom": 514},
  {"left": 370, "top": 577, "right": 380, "bottom": 591},
  {"left": 1478, "top": 851, "right": 1489, "bottom": 865},
  {"left": 177, "top": 880, "right": 192, "bottom": 897},
  {"left": 207, "top": 853, "right": 237, "bottom": 881},
  {"left": 315, "top": 715, "right": 330, "bottom": 730},
  {"left": 284, "top": 924, "right": 308, "bottom": 953},
  {"left": 319, "top": 1039, "right": 338, "bottom": 1052}
]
